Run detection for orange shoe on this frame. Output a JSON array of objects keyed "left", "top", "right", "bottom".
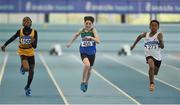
[{"left": 149, "top": 84, "right": 155, "bottom": 92}]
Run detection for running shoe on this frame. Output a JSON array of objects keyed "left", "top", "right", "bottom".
[
  {"left": 149, "top": 83, "right": 155, "bottom": 92},
  {"left": 80, "top": 82, "right": 86, "bottom": 92},
  {"left": 84, "top": 82, "right": 88, "bottom": 92},
  {"left": 20, "top": 66, "right": 25, "bottom": 75},
  {"left": 24, "top": 87, "right": 31, "bottom": 96}
]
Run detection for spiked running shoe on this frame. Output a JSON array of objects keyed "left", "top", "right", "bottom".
[
  {"left": 80, "top": 82, "right": 86, "bottom": 92},
  {"left": 24, "top": 87, "right": 31, "bottom": 96},
  {"left": 84, "top": 82, "right": 88, "bottom": 92}
]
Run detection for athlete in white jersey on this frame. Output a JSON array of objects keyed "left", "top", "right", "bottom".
[
  {"left": 131, "top": 20, "right": 164, "bottom": 92},
  {"left": 144, "top": 32, "right": 161, "bottom": 61}
]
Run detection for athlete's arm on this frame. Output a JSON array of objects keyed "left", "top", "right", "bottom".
[
  {"left": 66, "top": 31, "right": 81, "bottom": 48},
  {"left": 157, "top": 33, "right": 164, "bottom": 49},
  {"left": 90, "top": 28, "right": 100, "bottom": 44},
  {"left": 31, "top": 30, "right": 38, "bottom": 49},
  {"left": 1, "top": 30, "right": 20, "bottom": 52},
  {"left": 131, "top": 32, "right": 146, "bottom": 51}
]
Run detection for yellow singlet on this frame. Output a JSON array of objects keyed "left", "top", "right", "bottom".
[{"left": 17, "top": 28, "right": 35, "bottom": 56}]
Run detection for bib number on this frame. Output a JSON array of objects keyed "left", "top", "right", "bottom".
[
  {"left": 20, "top": 36, "right": 31, "bottom": 44},
  {"left": 145, "top": 44, "right": 158, "bottom": 50},
  {"left": 81, "top": 41, "right": 93, "bottom": 47}
]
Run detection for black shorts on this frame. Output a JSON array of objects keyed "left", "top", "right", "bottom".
[
  {"left": 146, "top": 56, "right": 161, "bottom": 68},
  {"left": 80, "top": 53, "right": 95, "bottom": 66},
  {"left": 20, "top": 55, "right": 35, "bottom": 65}
]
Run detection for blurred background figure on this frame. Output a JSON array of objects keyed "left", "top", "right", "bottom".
[
  {"left": 118, "top": 44, "right": 131, "bottom": 56},
  {"left": 49, "top": 44, "right": 62, "bottom": 56}
]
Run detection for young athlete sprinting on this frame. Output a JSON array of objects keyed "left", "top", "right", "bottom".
[
  {"left": 1, "top": 17, "right": 38, "bottom": 96},
  {"left": 66, "top": 16, "right": 100, "bottom": 92},
  {"left": 131, "top": 20, "right": 164, "bottom": 92}
]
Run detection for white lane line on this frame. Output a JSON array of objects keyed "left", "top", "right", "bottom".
[
  {"left": 163, "top": 54, "right": 180, "bottom": 72},
  {"left": 164, "top": 63, "right": 180, "bottom": 72},
  {"left": 0, "top": 53, "right": 8, "bottom": 86},
  {"left": 104, "top": 54, "right": 180, "bottom": 91},
  {"left": 71, "top": 54, "right": 141, "bottom": 105},
  {"left": 39, "top": 53, "right": 69, "bottom": 105},
  {"left": 168, "top": 54, "right": 180, "bottom": 61}
]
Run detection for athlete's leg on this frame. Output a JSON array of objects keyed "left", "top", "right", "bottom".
[
  {"left": 20, "top": 56, "right": 29, "bottom": 75},
  {"left": 154, "top": 67, "right": 159, "bottom": 75},
  {"left": 85, "top": 54, "right": 95, "bottom": 82},
  {"left": 25, "top": 64, "right": 34, "bottom": 89},
  {"left": 25, "top": 56, "right": 35, "bottom": 88},
  {"left": 154, "top": 60, "right": 161, "bottom": 75},
  {"left": 82, "top": 57, "right": 91, "bottom": 83},
  {"left": 80, "top": 57, "right": 90, "bottom": 92},
  {"left": 25, "top": 56, "right": 35, "bottom": 96},
  {"left": 86, "top": 66, "right": 92, "bottom": 82},
  {"left": 147, "top": 58, "right": 155, "bottom": 91},
  {"left": 81, "top": 58, "right": 91, "bottom": 92},
  {"left": 20, "top": 56, "right": 30, "bottom": 71}
]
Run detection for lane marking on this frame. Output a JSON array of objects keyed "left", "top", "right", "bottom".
[
  {"left": 104, "top": 54, "right": 180, "bottom": 91},
  {"left": 39, "top": 53, "right": 69, "bottom": 105},
  {"left": 0, "top": 53, "right": 8, "bottom": 85},
  {"left": 168, "top": 54, "right": 180, "bottom": 61},
  {"left": 71, "top": 54, "right": 141, "bottom": 105},
  {"left": 164, "top": 63, "right": 180, "bottom": 72}
]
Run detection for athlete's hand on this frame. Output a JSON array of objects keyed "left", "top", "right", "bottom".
[
  {"left": 66, "top": 43, "right": 71, "bottom": 48},
  {"left": 130, "top": 45, "right": 135, "bottom": 51},
  {"left": 1, "top": 45, "right": 6, "bottom": 52}
]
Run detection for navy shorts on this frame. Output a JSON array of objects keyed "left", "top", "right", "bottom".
[
  {"left": 80, "top": 53, "right": 95, "bottom": 66},
  {"left": 146, "top": 56, "right": 161, "bottom": 68}
]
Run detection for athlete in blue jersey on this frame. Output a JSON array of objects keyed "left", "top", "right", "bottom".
[{"left": 67, "top": 16, "right": 100, "bottom": 92}]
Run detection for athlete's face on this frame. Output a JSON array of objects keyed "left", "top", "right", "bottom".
[
  {"left": 23, "top": 17, "right": 32, "bottom": 28},
  {"left": 84, "top": 20, "right": 93, "bottom": 30},
  {"left": 150, "top": 22, "right": 159, "bottom": 32}
]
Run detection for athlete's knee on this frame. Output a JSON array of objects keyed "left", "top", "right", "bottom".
[
  {"left": 22, "top": 60, "right": 29, "bottom": 71},
  {"left": 23, "top": 64, "right": 29, "bottom": 71},
  {"left": 28, "top": 70, "right": 34, "bottom": 78},
  {"left": 149, "top": 64, "right": 155, "bottom": 70},
  {"left": 84, "top": 63, "right": 90, "bottom": 69},
  {"left": 84, "top": 64, "right": 90, "bottom": 69},
  {"left": 29, "top": 64, "right": 35, "bottom": 71}
]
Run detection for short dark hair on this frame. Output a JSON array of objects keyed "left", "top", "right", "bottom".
[
  {"left": 84, "top": 16, "right": 94, "bottom": 23},
  {"left": 23, "top": 16, "right": 32, "bottom": 22},
  {"left": 150, "top": 20, "right": 159, "bottom": 27}
]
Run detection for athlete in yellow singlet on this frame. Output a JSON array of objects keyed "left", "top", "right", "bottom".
[{"left": 1, "top": 17, "right": 38, "bottom": 96}]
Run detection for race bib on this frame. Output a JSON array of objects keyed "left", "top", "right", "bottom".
[
  {"left": 145, "top": 44, "right": 158, "bottom": 49},
  {"left": 81, "top": 41, "right": 94, "bottom": 47},
  {"left": 20, "top": 36, "right": 31, "bottom": 44},
  {"left": 144, "top": 40, "right": 160, "bottom": 50}
]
